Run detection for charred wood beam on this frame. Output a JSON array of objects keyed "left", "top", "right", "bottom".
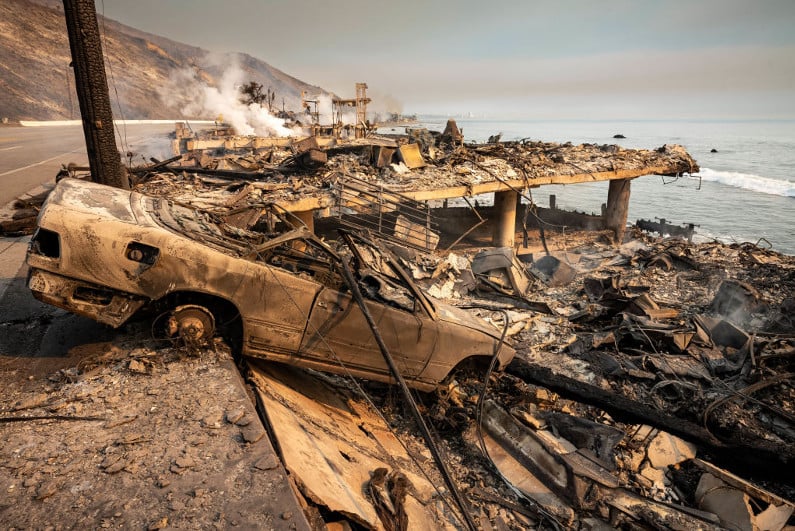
[
  {"left": 507, "top": 359, "right": 721, "bottom": 444},
  {"left": 62, "top": 0, "right": 127, "bottom": 189},
  {"left": 129, "top": 155, "right": 184, "bottom": 173},
  {"left": 506, "top": 358, "right": 793, "bottom": 481},
  {"left": 161, "top": 166, "right": 282, "bottom": 180}
]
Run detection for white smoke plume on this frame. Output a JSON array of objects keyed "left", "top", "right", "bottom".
[
  {"left": 316, "top": 94, "right": 334, "bottom": 124},
  {"left": 368, "top": 90, "right": 404, "bottom": 116},
  {"left": 312, "top": 93, "right": 356, "bottom": 125},
  {"left": 159, "top": 56, "right": 303, "bottom": 137}
]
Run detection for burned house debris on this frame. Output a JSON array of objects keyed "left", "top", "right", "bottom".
[
  {"left": 6, "top": 119, "right": 794, "bottom": 530},
  {"left": 6, "top": 2, "right": 789, "bottom": 527}
]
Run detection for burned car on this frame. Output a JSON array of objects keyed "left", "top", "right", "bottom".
[{"left": 26, "top": 178, "right": 514, "bottom": 390}]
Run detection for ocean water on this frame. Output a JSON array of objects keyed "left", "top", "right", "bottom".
[{"left": 413, "top": 118, "right": 795, "bottom": 255}]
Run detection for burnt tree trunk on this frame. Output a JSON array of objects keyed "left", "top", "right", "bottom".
[{"left": 62, "top": 0, "right": 128, "bottom": 189}]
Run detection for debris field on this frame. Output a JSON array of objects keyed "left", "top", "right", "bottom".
[{"left": 1, "top": 122, "right": 792, "bottom": 530}]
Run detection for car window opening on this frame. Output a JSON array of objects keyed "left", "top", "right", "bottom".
[
  {"left": 260, "top": 241, "right": 344, "bottom": 291},
  {"left": 358, "top": 271, "right": 416, "bottom": 313}
]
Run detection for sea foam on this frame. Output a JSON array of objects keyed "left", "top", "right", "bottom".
[{"left": 699, "top": 168, "right": 795, "bottom": 198}]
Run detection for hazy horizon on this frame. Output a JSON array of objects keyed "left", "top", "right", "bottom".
[{"left": 98, "top": 0, "right": 795, "bottom": 121}]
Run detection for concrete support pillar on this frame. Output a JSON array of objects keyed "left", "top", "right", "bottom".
[
  {"left": 606, "top": 179, "right": 632, "bottom": 244},
  {"left": 492, "top": 190, "right": 518, "bottom": 248},
  {"left": 294, "top": 210, "right": 315, "bottom": 233}
]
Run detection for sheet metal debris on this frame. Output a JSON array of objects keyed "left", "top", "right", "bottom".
[{"left": 248, "top": 362, "right": 459, "bottom": 530}]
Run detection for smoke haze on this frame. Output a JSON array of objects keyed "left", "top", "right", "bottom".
[{"left": 158, "top": 56, "right": 302, "bottom": 137}]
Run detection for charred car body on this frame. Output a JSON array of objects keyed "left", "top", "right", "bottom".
[{"left": 26, "top": 179, "right": 514, "bottom": 390}]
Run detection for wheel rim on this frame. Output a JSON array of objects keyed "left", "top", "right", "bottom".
[{"left": 168, "top": 305, "right": 215, "bottom": 345}]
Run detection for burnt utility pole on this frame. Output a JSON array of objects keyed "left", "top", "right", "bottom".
[{"left": 63, "top": 0, "right": 128, "bottom": 189}]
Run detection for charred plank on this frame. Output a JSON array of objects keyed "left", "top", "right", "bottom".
[{"left": 506, "top": 358, "right": 794, "bottom": 480}]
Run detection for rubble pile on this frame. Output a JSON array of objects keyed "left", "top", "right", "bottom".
[
  {"left": 1, "top": 123, "right": 699, "bottom": 236},
  {"left": 132, "top": 131, "right": 699, "bottom": 204},
  {"left": 366, "top": 229, "right": 795, "bottom": 529},
  {"left": 5, "top": 123, "right": 793, "bottom": 529},
  {"left": 414, "top": 231, "right": 794, "bottom": 456},
  {"left": 6, "top": 227, "right": 794, "bottom": 529}
]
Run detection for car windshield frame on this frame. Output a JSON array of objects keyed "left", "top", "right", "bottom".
[
  {"left": 339, "top": 230, "right": 438, "bottom": 320},
  {"left": 147, "top": 196, "right": 435, "bottom": 319}
]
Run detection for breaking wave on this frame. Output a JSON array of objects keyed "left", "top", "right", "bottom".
[{"left": 699, "top": 167, "right": 795, "bottom": 198}]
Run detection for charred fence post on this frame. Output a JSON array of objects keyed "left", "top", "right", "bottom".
[{"left": 62, "top": 0, "right": 128, "bottom": 189}]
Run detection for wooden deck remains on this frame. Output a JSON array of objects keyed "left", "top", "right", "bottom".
[{"left": 139, "top": 133, "right": 700, "bottom": 247}]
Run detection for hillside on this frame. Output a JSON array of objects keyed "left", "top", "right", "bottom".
[{"left": 0, "top": 0, "right": 324, "bottom": 121}]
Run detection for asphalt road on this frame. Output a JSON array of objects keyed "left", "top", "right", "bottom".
[
  {"left": 0, "top": 122, "right": 178, "bottom": 362},
  {"left": 0, "top": 122, "right": 176, "bottom": 206}
]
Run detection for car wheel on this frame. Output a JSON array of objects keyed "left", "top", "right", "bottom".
[{"left": 167, "top": 304, "right": 216, "bottom": 346}]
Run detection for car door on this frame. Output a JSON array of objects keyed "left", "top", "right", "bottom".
[
  {"left": 298, "top": 285, "right": 380, "bottom": 366},
  {"left": 373, "top": 293, "right": 437, "bottom": 378},
  {"left": 300, "top": 281, "right": 437, "bottom": 379},
  {"left": 244, "top": 264, "right": 322, "bottom": 358},
  {"left": 300, "top": 234, "right": 438, "bottom": 379}
]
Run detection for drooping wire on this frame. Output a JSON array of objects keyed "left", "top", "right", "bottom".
[
  {"left": 250, "top": 246, "right": 470, "bottom": 529},
  {"left": 99, "top": 0, "right": 130, "bottom": 162},
  {"left": 458, "top": 304, "right": 565, "bottom": 530},
  {"left": 336, "top": 248, "right": 478, "bottom": 531}
]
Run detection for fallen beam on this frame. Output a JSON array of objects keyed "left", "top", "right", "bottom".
[{"left": 506, "top": 358, "right": 794, "bottom": 479}]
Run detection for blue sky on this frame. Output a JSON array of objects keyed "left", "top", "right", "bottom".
[{"left": 99, "top": 0, "right": 795, "bottom": 119}]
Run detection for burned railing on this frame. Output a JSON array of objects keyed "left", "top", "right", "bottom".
[{"left": 331, "top": 174, "right": 441, "bottom": 251}]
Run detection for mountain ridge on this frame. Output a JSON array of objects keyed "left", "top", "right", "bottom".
[{"left": 0, "top": 0, "right": 324, "bottom": 121}]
